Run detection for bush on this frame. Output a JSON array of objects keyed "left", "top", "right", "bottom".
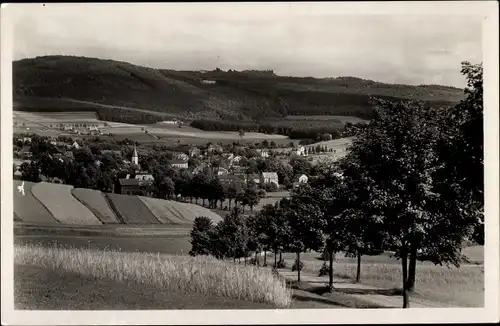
[
  {"left": 257, "top": 189, "right": 267, "bottom": 198},
  {"left": 291, "top": 258, "right": 304, "bottom": 272},
  {"left": 276, "top": 259, "right": 286, "bottom": 268},
  {"left": 318, "top": 262, "right": 329, "bottom": 276},
  {"left": 263, "top": 182, "right": 278, "bottom": 192}
]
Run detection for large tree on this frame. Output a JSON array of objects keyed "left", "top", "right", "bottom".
[
  {"left": 350, "top": 84, "right": 481, "bottom": 307},
  {"left": 284, "top": 186, "right": 324, "bottom": 282}
]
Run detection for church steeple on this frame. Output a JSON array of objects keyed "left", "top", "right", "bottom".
[{"left": 132, "top": 143, "right": 139, "bottom": 166}]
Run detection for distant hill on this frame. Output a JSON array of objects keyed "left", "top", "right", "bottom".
[{"left": 13, "top": 55, "right": 465, "bottom": 122}]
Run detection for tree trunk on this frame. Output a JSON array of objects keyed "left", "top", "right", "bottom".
[
  {"left": 274, "top": 249, "right": 278, "bottom": 269},
  {"left": 402, "top": 250, "right": 410, "bottom": 308},
  {"left": 297, "top": 251, "right": 301, "bottom": 283},
  {"left": 220, "top": 200, "right": 223, "bottom": 210},
  {"left": 202, "top": 198, "right": 205, "bottom": 207},
  {"left": 255, "top": 251, "right": 259, "bottom": 267},
  {"left": 264, "top": 250, "right": 267, "bottom": 265},
  {"left": 408, "top": 243, "right": 417, "bottom": 292},
  {"left": 228, "top": 199, "right": 232, "bottom": 210},
  {"left": 328, "top": 248, "right": 334, "bottom": 291},
  {"left": 356, "top": 250, "right": 361, "bottom": 283}
]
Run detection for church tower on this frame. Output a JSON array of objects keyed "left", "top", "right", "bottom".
[{"left": 132, "top": 143, "right": 139, "bottom": 166}]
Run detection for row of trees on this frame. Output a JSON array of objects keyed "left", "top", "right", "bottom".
[
  {"left": 190, "top": 119, "right": 344, "bottom": 140},
  {"left": 189, "top": 62, "right": 484, "bottom": 308}
]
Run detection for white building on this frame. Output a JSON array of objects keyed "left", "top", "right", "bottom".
[
  {"left": 257, "top": 149, "right": 270, "bottom": 158},
  {"left": 294, "top": 174, "right": 308, "bottom": 184},
  {"left": 170, "top": 160, "right": 188, "bottom": 169},
  {"left": 261, "top": 172, "right": 279, "bottom": 186},
  {"left": 132, "top": 144, "right": 139, "bottom": 166},
  {"left": 292, "top": 146, "right": 306, "bottom": 156}
]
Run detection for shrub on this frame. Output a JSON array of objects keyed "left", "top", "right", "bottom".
[
  {"left": 263, "top": 182, "right": 278, "bottom": 192},
  {"left": 318, "top": 262, "right": 329, "bottom": 276},
  {"left": 276, "top": 259, "right": 286, "bottom": 268},
  {"left": 291, "top": 258, "right": 304, "bottom": 272}
]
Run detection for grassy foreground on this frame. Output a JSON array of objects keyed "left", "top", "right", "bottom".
[{"left": 15, "top": 244, "right": 292, "bottom": 308}]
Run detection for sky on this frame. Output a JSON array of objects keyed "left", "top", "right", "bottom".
[{"left": 10, "top": 3, "right": 484, "bottom": 88}]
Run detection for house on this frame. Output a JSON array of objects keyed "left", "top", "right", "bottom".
[
  {"left": 217, "top": 167, "right": 229, "bottom": 176},
  {"left": 170, "top": 159, "right": 189, "bottom": 169},
  {"left": 261, "top": 172, "right": 279, "bottom": 186},
  {"left": 22, "top": 137, "right": 32, "bottom": 144},
  {"left": 233, "top": 172, "right": 248, "bottom": 184},
  {"left": 71, "top": 141, "right": 80, "bottom": 149},
  {"left": 192, "top": 163, "right": 208, "bottom": 175},
  {"left": 222, "top": 153, "right": 234, "bottom": 161},
  {"left": 207, "top": 144, "right": 223, "bottom": 154},
  {"left": 202, "top": 80, "right": 216, "bottom": 85},
  {"left": 292, "top": 145, "right": 306, "bottom": 156},
  {"left": 218, "top": 174, "right": 246, "bottom": 188},
  {"left": 189, "top": 147, "right": 201, "bottom": 157},
  {"left": 293, "top": 174, "right": 308, "bottom": 184},
  {"left": 134, "top": 173, "right": 155, "bottom": 185},
  {"left": 232, "top": 155, "right": 243, "bottom": 164},
  {"left": 21, "top": 146, "right": 32, "bottom": 160},
  {"left": 256, "top": 149, "right": 270, "bottom": 158},
  {"left": 101, "top": 150, "right": 122, "bottom": 157},
  {"left": 117, "top": 178, "right": 142, "bottom": 195},
  {"left": 173, "top": 152, "right": 189, "bottom": 161}
]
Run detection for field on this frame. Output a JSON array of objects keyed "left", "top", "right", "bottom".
[
  {"left": 71, "top": 188, "right": 121, "bottom": 224},
  {"left": 31, "top": 182, "right": 102, "bottom": 225},
  {"left": 138, "top": 197, "right": 224, "bottom": 225},
  {"left": 105, "top": 194, "right": 161, "bottom": 224},
  {"left": 14, "top": 181, "right": 225, "bottom": 227},
  {"left": 13, "top": 180, "right": 59, "bottom": 225},
  {"left": 278, "top": 248, "right": 484, "bottom": 308},
  {"left": 15, "top": 245, "right": 291, "bottom": 309},
  {"left": 13, "top": 110, "right": 290, "bottom": 144}
]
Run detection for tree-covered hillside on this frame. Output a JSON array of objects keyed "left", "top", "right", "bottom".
[{"left": 14, "top": 55, "right": 465, "bottom": 121}]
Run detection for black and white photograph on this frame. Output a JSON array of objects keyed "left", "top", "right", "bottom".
[{"left": 1, "top": 1, "right": 498, "bottom": 325}]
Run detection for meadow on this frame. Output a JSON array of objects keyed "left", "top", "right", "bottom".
[
  {"left": 14, "top": 244, "right": 292, "bottom": 309},
  {"left": 279, "top": 248, "right": 484, "bottom": 308},
  {"left": 13, "top": 110, "right": 290, "bottom": 145}
]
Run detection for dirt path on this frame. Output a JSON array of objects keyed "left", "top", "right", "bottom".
[{"left": 276, "top": 258, "right": 452, "bottom": 308}]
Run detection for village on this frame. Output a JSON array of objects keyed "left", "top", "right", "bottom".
[{"left": 13, "top": 128, "right": 352, "bottom": 214}]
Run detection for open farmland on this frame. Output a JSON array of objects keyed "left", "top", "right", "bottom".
[
  {"left": 71, "top": 188, "right": 121, "bottom": 224},
  {"left": 14, "top": 110, "right": 291, "bottom": 144},
  {"left": 139, "top": 197, "right": 196, "bottom": 225},
  {"left": 31, "top": 182, "right": 102, "bottom": 225},
  {"left": 105, "top": 194, "right": 161, "bottom": 224},
  {"left": 15, "top": 245, "right": 291, "bottom": 309},
  {"left": 180, "top": 202, "right": 224, "bottom": 223},
  {"left": 13, "top": 181, "right": 59, "bottom": 225},
  {"left": 139, "top": 197, "right": 192, "bottom": 225},
  {"left": 15, "top": 264, "right": 274, "bottom": 310}
]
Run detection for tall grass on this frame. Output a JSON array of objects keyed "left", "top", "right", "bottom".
[{"left": 15, "top": 244, "right": 292, "bottom": 308}]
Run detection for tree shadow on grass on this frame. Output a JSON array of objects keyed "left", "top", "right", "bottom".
[{"left": 287, "top": 281, "right": 388, "bottom": 308}]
